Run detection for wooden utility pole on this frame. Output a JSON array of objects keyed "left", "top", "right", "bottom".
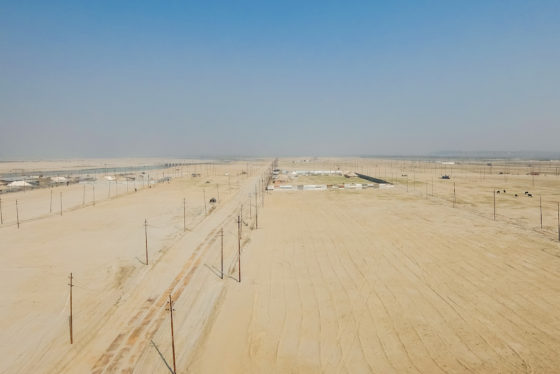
[
  {"left": 540, "top": 195, "right": 543, "bottom": 229},
  {"left": 203, "top": 189, "right": 207, "bottom": 215},
  {"left": 237, "top": 215, "right": 241, "bottom": 283},
  {"left": 453, "top": 182, "right": 456, "bottom": 208},
  {"left": 431, "top": 177, "right": 434, "bottom": 196},
  {"left": 60, "top": 192, "right": 63, "bottom": 216},
  {"left": 183, "top": 198, "right": 186, "bottom": 231},
  {"left": 220, "top": 228, "right": 224, "bottom": 279},
  {"left": 16, "top": 199, "right": 20, "bottom": 229},
  {"left": 50, "top": 189, "right": 53, "bottom": 213},
  {"left": 69, "top": 272, "right": 74, "bottom": 344},
  {"left": 166, "top": 294, "right": 176, "bottom": 374},
  {"left": 493, "top": 189, "right": 496, "bottom": 221},
  {"left": 144, "top": 219, "right": 149, "bottom": 265}
]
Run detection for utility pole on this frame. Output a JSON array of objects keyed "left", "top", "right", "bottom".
[
  {"left": 493, "top": 189, "right": 496, "bottom": 221},
  {"left": 166, "top": 294, "right": 176, "bottom": 374},
  {"left": 203, "top": 189, "right": 207, "bottom": 215},
  {"left": 69, "top": 272, "right": 74, "bottom": 344},
  {"left": 453, "top": 182, "right": 456, "bottom": 208},
  {"left": 237, "top": 215, "right": 241, "bottom": 283},
  {"left": 255, "top": 187, "right": 258, "bottom": 229},
  {"left": 540, "top": 195, "right": 543, "bottom": 229},
  {"left": 16, "top": 199, "right": 20, "bottom": 229},
  {"left": 220, "top": 228, "right": 224, "bottom": 279},
  {"left": 144, "top": 219, "right": 149, "bottom": 265},
  {"left": 183, "top": 198, "right": 186, "bottom": 231}
]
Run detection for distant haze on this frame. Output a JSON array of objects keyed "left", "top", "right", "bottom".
[{"left": 1, "top": 1, "right": 559, "bottom": 159}]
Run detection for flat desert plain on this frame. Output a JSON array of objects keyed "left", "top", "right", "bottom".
[{"left": 1, "top": 158, "right": 560, "bottom": 373}]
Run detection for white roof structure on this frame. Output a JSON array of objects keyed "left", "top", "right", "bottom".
[
  {"left": 51, "top": 176, "right": 67, "bottom": 183},
  {"left": 8, "top": 180, "right": 32, "bottom": 187}
]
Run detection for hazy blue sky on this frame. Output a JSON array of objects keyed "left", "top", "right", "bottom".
[{"left": 1, "top": 1, "right": 559, "bottom": 158}]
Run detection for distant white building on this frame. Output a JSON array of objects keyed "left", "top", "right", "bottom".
[{"left": 8, "top": 181, "right": 32, "bottom": 187}]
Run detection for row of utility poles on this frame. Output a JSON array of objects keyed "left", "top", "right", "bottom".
[{"left": 61, "top": 161, "right": 276, "bottom": 374}]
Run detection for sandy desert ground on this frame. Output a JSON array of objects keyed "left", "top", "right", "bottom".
[{"left": 1, "top": 157, "right": 560, "bottom": 373}]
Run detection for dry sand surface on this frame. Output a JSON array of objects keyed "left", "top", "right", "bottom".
[
  {"left": 0, "top": 160, "right": 269, "bottom": 373},
  {"left": 191, "top": 184, "right": 560, "bottom": 373},
  {"left": 1, "top": 157, "right": 560, "bottom": 373}
]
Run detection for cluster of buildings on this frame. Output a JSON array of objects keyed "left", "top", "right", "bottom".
[{"left": 268, "top": 169, "right": 393, "bottom": 192}]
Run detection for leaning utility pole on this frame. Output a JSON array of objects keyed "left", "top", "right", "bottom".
[
  {"left": 237, "top": 215, "right": 241, "bottom": 283},
  {"left": 166, "top": 294, "right": 176, "bottom": 374},
  {"left": 68, "top": 272, "right": 74, "bottom": 344},
  {"left": 144, "top": 219, "right": 149, "bottom": 265}
]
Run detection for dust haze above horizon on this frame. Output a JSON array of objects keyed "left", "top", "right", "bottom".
[{"left": 1, "top": 1, "right": 559, "bottom": 159}]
